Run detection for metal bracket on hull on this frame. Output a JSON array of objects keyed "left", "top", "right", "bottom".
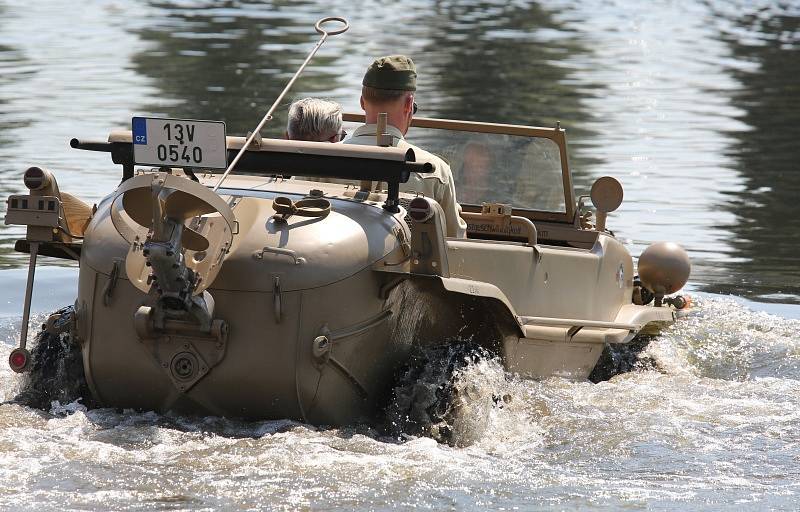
[
  {"left": 164, "top": 340, "right": 211, "bottom": 393},
  {"left": 273, "top": 275, "right": 282, "bottom": 323},
  {"left": 134, "top": 305, "right": 229, "bottom": 393},
  {"left": 310, "top": 310, "right": 393, "bottom": 399},
  {"left": 102, "top": 259, "right": 121, "bottom": 306},
  {"left": 312, "top": 334, "right": 368, "bottom": 399}
]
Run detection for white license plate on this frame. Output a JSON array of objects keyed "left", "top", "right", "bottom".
[{"left": 132, "top": 117, "right": 227, "bottom": 169}]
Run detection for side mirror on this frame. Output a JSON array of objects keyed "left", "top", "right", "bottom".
[{"left": 590, "top": 176, "right": 623, "bottom": 232}]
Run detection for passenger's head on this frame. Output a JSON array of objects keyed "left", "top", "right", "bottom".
[
  {"left": 286, "top": 98, "right": 343, "bottom": 142},
  {"left": 360, "top": 55, "right": 417, "bottom": 135}
]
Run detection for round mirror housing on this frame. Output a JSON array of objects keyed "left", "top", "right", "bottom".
[
  {"left": 590, "top": 176, "right": 623, "bottom": 213},
  {"left": 590, "top": 176, "right": 623, "bottom": 231}
]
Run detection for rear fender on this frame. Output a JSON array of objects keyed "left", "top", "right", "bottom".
[{"left": 406, "top": 276, "right": 524, "bottom": 353}]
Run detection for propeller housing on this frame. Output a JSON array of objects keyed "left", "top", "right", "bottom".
[{"left": 111, "top": 173, "right": 236, "bottom": 297}]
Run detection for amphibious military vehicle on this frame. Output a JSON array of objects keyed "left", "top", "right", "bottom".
[
  {"left": 3, "top": 18, "right": 690, "bottom": 442},
  {"left": 4, "top": 110, "right": 690, "bottom": 431}
]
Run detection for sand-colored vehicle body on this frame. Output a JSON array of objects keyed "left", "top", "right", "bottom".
[{"left": 6, "top": 114, "right": 686, "bottom": 425}]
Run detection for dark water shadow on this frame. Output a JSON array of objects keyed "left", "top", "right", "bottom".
[
  {"left": 704, "top": 7, "right": 800, "bottom": 303},
  {"left": 0, "top": 4, "right": 38, "bottom": 267},
  {"left": 132, "top": 0, "right": 344, "bottom": 137},
  {"left": 418, "top": 1, "right": 603, "bottom": 193}
]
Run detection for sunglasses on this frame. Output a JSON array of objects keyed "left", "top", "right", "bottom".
[{"left": 413, "top": 101, "right": 418, "bottom": 115}]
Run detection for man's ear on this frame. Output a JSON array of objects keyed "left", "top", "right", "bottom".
[{"left": 360, "top": 95, "right": 365, "bottom": 111}]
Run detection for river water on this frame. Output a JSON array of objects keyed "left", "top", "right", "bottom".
[{"left": 1, "top": 0, "right": 799, "bottom": 509}]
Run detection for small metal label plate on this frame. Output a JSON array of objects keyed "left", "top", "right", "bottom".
[{"left": 132, "top": 117, "right": 227, "bottom": 169}]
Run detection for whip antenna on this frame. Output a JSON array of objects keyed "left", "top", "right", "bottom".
[{"left": 213, "top": 16, "right": 349, "bottom": 191}]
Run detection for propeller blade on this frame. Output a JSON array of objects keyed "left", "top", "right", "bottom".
[
  {"left": 182, "top": 226, "right": 210, "bottom": 252},
  {"left": 121, "top": 186, "right": 155, "bottom": 228},
  {"left": 164, "top": 190, "right": 218, "bottom": 220},
  {"left": 122, "top": 185, "right": 219, "bottom": 229}
]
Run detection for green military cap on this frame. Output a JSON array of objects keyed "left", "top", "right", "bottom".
[{"left": 362, "top": 55, "right": 417, "bottom": 91}]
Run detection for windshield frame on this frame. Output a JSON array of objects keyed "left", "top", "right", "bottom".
[{"left": 342, "top": 113, "right": 576, "bottom": 223}]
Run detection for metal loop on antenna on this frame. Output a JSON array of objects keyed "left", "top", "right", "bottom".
[
  {"left": 315, "top": 17, "right": 349, "bottom": 36},
  {"left": 213, "top": 15, "right": 349, "bottom": 192}
]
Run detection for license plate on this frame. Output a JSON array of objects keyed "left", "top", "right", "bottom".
[{"left": 132, "top": 117, "right": 227, "bottom": 169}]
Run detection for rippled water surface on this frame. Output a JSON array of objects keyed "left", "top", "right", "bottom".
[{"left": 1, "top": 0, "right": 799, "bottom": 509}]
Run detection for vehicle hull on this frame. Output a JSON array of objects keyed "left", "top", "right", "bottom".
[
  {"left": 78, "top": 264, "right": 418, "bottom": 423},
  {"left": 66, "top": 177, "right": 676, "bottom": 424}
]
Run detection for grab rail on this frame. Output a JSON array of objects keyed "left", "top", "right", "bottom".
[{"left": 519, "top": 315, "right": 639, "bottom": 331}]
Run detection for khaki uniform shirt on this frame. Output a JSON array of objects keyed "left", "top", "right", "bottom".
[{"left": 344, "top": 124, "right": 467, "bottom": 238}]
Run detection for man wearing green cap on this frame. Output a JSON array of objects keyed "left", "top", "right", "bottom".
[{"left": 346, "top": 55, "right": 467, "bottom": 238}]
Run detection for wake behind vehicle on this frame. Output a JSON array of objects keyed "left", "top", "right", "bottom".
[{"left": 3, "top": 17, "right": 690, "bottom": 442}]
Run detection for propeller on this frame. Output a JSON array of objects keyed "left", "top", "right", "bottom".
[
  {"left": 111, "top": 172, "right": 236, "bottom": 295},
  {"left": 121, "top": 182, "right": 220, "bottom": 251}
]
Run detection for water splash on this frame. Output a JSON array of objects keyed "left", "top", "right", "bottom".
[
  {"left": 0, "top": 311, "right": 52, "bottom": 403},
  {"left": 1, "top": 296, "right": 800, "bottom": 509},
  {"left": 385, "top": 343, "right": 497, "bottom": 446},
  {"left": 647, "top": 296, "right": 800, "bottom": 380},
  {"left": 8, "top": 307, "right": 91, "bottom": 411}
]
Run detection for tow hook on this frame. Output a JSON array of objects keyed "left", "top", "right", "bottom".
[{"left": 664, "top": 295, "right": 691, "bottom": 310}]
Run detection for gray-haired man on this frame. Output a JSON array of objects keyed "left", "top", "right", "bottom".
[{"left": 286, "top": 97, "right": 343, "bottom": 142}]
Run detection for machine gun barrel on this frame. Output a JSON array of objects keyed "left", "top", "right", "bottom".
[
  {"left": 69, "top": 138, "right": 112, "bottom": 152},
  {"left": 71, "top": 137, "right": 136, "bottom": 180}
]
